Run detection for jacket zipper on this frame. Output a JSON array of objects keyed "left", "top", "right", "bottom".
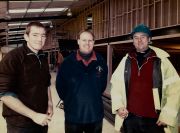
[
  {"left": 27, "top": 53, "right": 43, "bottom": 69},
  {"left": 132, "top": 56, "right": 155, "bottom": 76},
  {"left": 35, "top": 54, "right": 42, "bottom": 69}
]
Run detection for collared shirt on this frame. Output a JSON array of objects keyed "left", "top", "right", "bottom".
[{"left": 76, "top": 50, "right": 97, "bottom": 66}]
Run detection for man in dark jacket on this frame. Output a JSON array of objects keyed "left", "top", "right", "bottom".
[
  {"left": 56, "top": 30, "right": 108, "bottom": 133},
  {"left": 0, "top": 22, "right": 53, "bottom": 133}
]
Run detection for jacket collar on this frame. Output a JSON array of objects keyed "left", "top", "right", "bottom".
[
  {"left": 149, "top": 45, "right": 170, "bottom": 59},
  {"left": 129, "top": 48, "right": 156, "bottom": 59},
  {"left": 76, "top": 50, "right": 97, "bottom": 66},
  {"left": 23, "top": 44, "right": 45, "bottom": 56},
  {"left": 125, "top": 45, "right": 170, "bottom": 59}
]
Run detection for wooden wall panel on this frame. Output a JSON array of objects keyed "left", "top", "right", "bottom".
[
  {"left": 155, "top": 1, "right": 161, "bottom": 28},
  {"left": 149, "top": 3, "right": 155, "bottom": 28},
  {"left": 59, "top": 0, "right": 180, "bottom": 40},
  {"left": 178, "top": 0, "right": 180, "bottom": 24},
  {"left": 170, "top": 0, "right": 178, "bottom": 25},
  {"left": 143, "top": 6, "right": 149, "bottom": 26},
  {"left": 162, "top": 0, "right": 170, "bottom": 27}
]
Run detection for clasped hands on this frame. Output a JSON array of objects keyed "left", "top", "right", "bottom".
[
  {"left": 32, "top": 113, "right": 52, "bottom": 126},
  {"left": 117, "top": 107, "right": 167, "bottom": 127},
  {"left": 32, "top": 104, "right": 53, "bottom": 126}
]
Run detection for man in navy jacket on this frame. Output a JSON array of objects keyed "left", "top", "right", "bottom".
[{"left": 56, "top": 30, "right": 108, "bottom": 133}]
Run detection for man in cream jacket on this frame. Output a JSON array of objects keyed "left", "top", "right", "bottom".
[{"left": 111, "top": 24, "right": 180, "bottom": 133}]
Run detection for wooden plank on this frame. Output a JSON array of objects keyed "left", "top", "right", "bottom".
[{"left": 107, "top": 45, "right": 112, "bottom": 83}]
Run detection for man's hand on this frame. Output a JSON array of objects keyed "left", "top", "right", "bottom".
[
  {"left": 118, "top": 107, "right": 129, "bottom": 119},
  {"left": 0, "top": 95, "right": 51, "bottom": 126},
  {"left": 31, "top": 112, "right": 52, "bottom": 126},
  {"left": 156, "top": 120, "right": 167, "bottom": 127}
]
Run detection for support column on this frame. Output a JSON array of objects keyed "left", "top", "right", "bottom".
[{"left": 107, "top": 44, "right": 112, "bottom": 82}]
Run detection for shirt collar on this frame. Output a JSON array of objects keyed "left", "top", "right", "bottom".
[{"left": 76, "top": 50, "right": 97, "bottom": 66}]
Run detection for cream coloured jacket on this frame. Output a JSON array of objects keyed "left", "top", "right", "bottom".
[{"left": 110, "top": 46, "right": 180, "bottom": 133}]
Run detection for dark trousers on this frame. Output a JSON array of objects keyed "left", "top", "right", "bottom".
[
  {"left": 65, "top": 121, "right": 103, "bottom": 133},
  {"left": 7, "top": 123, "right": 48, "bottom": 133},
  {"left": 122, "top": 113, "right": 165, "bottom": 133}
]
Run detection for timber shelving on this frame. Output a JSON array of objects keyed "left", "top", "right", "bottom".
[{"left": 58, "top": 0, "right": 180, "bottom": 40}]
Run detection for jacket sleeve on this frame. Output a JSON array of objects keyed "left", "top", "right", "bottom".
[
  {"left": 0, "top": 52, "right": 20, "bottom": 94},
  {"left": 0, "top": 92, "right": 17, "bottom": 98},
  {"left": 55, "top": 63, "right": 66, "bottom": 100},
  {"left": 158, "top": 57, "right": 180, "bottom": 127},
  {"left": 110, "top": 56, "right": 127, "bottom": 114},
  {"left": 101, "top": 59, "right": 108, "bottom": 93}
]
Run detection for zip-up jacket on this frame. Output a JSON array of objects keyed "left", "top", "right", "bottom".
[
  {"left": 0, "top": 44, "right": 51, "bottom": 127},
  {"left": 56, "top": 51, "right": 108, "bottom": 124},
  {"left": 111, "top": 46, "right": 180, "bottom": 133}
]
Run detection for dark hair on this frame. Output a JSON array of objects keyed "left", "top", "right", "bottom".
[
  {"left": 77, "top": 30, "right": 95, "bottom": 40},
  {"left": 25, "top": 21, "right": 46, "bottom": 35}
]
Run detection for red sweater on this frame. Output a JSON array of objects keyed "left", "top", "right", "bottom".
[{"left": 127, "top": 53, "right": 158, "bottom": 118}]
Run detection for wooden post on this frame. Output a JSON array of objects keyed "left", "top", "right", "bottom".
[{"left": 107, "top": 45, "right": 112, "bottom": 83}]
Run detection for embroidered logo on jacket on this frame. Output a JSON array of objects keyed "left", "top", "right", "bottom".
[
  {"left": 96, "top": 66, "right": 103, "bottom": 73},
  {"left": 96, "top": 66, "right": 104, "bottom": 78}
]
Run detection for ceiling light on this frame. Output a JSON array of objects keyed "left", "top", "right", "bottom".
[
  {"left": 8, "top": 44, "right": 23, "bottom": 48},
  {"left": 8, "top": 21, "right": 51, "bottom": 27},
  {"left": 67, "top": 9, "right": 72, "bottom": 17},
  {"left": 54, "top": 0, "right": 77, "bottom": 1},
  {"left": 27, "top": 9, "right": 44, "bottom": 13},
  {"left": 50, "top": 22, "right": 53, "bottom": 28},
  {"left": 8, "top": 36, "right": 24, "bottom": 39},
  {"left": 9, "top": 9, "right": 27, "bottom": 13},
  {"left": 8, "top": 39, "right": 25, "bottom": 42},
  {"left": 8, "top": 22, "right": 29, "bottom": 26},
  {"left": 45, "top": 8, "right": 67, "bottom": 12},
  {"left": 41, "top": 21, "right": 51, "bottom": 24},
  {"left": 8, "top": 30, "right": 25, "bottom": 34},
  {"left": 87, "top": 18, "right": 92, "bottom": 21},
  {"left": 9, "top": 8, "right": 67, "bottom": 14}
]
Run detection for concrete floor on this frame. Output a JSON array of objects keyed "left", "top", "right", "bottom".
[{"left": 0, "top": 72, "right": 115, "bottom": 133}]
